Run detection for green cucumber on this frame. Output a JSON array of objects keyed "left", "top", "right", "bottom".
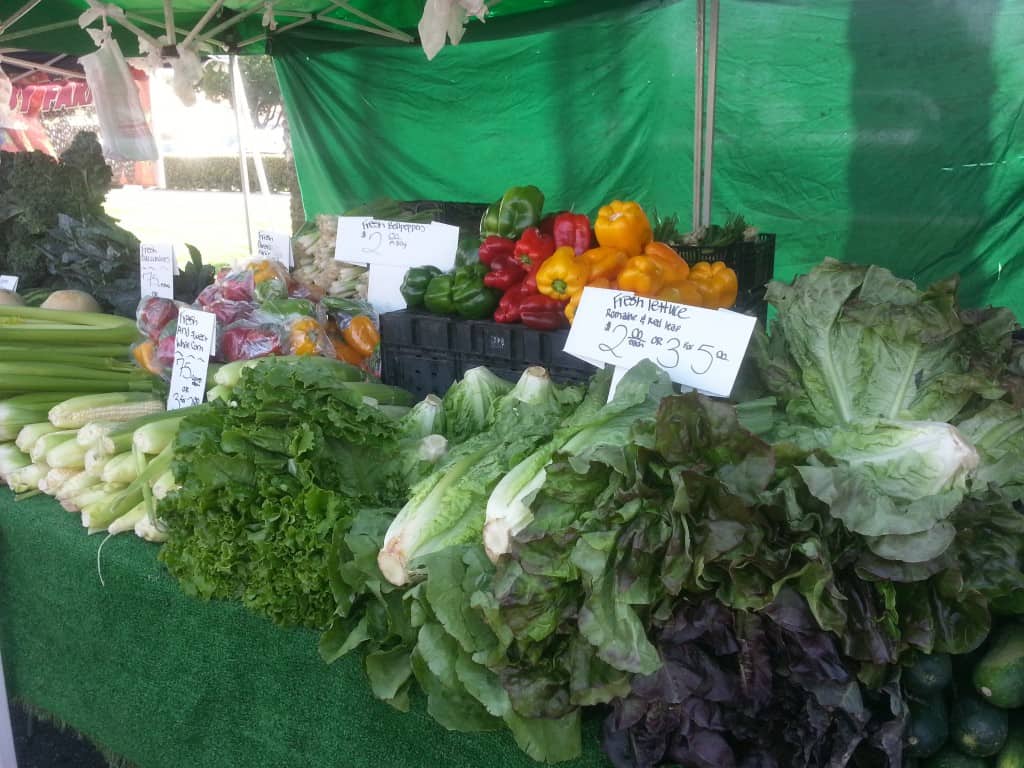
[
  {"left": 996, "top": 714, "right": 1024, "bottom": 768},
  {"left": 924, "top": 748, "right": 990, "bottom": 768},
  {"left": 906, "top": 694, "right": 949, "bottom": 758},
  {"left": 906, "top": 653, "right": 954, "bottom": 697},
  {"left": 950, "top": 693, "right": 1008, "bottom": 757},
  {"left": 974, "top": 623, "right": 1024, "bottom": 709}
]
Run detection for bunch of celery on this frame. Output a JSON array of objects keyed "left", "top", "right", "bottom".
[{"left": 0, "top": 306, "right": 151, "bottom": 394}]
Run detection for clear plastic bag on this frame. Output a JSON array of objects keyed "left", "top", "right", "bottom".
[{"left": 79, "top": 36, "right": 158, "bottom": 160}]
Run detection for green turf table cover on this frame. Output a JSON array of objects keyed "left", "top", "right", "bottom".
[{"left": 0, "top": 490, "right": 610, "bottom": 768}]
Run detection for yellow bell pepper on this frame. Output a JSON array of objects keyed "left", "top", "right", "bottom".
[
  {"left": 581, "top": 247, "right": 628, "bottom": 282},
  {"left": 564, "top": 277, "right": 610, "bottom": 323},
  {"left": 643, "top": 242, "right": 690, "bottom": 284},
  {"left": 594, "top": 200, "right": 652, "bottom": 256},
  {"left": 536, "top": 246, "right": 591, "bottom": 302},
  {"left": 617, "top": 256, "right": 664, "bottom": 297},
  {"left": 687, "top": 261, "right": 739, "bottom": 309},
  {"left": 290, "top": 317, "right": 324, "bottom": 356},
  {"left": 250, "top": 259, "right": 280, "bottom": 285}
]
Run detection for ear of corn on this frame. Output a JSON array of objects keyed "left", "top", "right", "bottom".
[{"left": 49, "top": 393, "right": 164, "bottom": 430}]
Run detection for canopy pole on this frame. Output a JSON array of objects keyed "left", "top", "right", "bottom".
[
  {"left": 313, "top": 15, "right": 412, "bottom": 43},
  {"left": 182, "top": 0, "right": 227, "bottom": 48},
  {"left": 0, "top": 649, "right": 18, "bottom": 768},
  {"left": 691, "top": 0, "right": 705, "bottom": 231},
  {"left": 330, "top": 1, "right": 414, "bottom": 42},
  {"left": 162, "top": 0, "right": 176, "bottom": 45},
  {"left": 700, "top": 0, "right": 719, "bottom": 228},
  {"left": 230, "top": 55, "right": 254, "bottom": 256},
  {"left": 10, "top": 53, "right": 63, "bottom": 82},
  {"left": 0, "top": 0, "right": 43, "bottom": 35},
  {"left": 199, "top": 2, "right": 263, "bottom": 45},
  {"left": 0, "top": 53, "right": 84, "bottom": 79},
  {"left": 0, "top": 18, "right": 79, "bottom": 45},
  {"left": 233, "top": 60, "right": 270, "bottom": 197}
]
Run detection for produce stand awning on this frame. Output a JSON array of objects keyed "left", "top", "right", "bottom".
[
  {"left": 0, "top": 489, "right": 610, "bottom": 768},
  {"left": 278, "top": 0, "right": 1024, "bottom": 316},
  {"left": 0, "top": 0, "right": 652, "bottom": 56}
]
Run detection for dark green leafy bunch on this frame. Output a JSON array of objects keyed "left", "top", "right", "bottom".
[
  {"left": 0, "top": 133, "right": 112, "bottom": 287},
  {"left": 158, "top": 357, "right": 414, "bottom": 629},
  {"left": 602, "top": 593, "right": 906, "bottom": 768}
]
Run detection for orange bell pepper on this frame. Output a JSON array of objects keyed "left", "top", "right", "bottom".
[
  {"left": 658, "top": 280, "right": 705, "bottom": 306},
  {"left": 332, "top": 339, "right": 366, "bottom": 365},
  {"left": 132, "top": 339, "right": 162, "bottom": 376},
  {"left": 564, "top": 277, "right": 611, "bottom": 323},
  {"left": 581, "top": 247, "right": 628, "bottom": 282},
  {"left": 342, "top": 315, "right": 380, "bottom": 358},
  {"left": 594, "top": 200, "right": 652, "bottom": 256},
  {"left": 617, "top": 256, "right": 664, "bottom": 297},
  {"left": 536, "top": 246, "right": 591, "bottom": 302},
  {"left": 687, "top": 261, "right": 739, "bottom": 309},
  {"left": 643, "top": 242, "right": 690, "bottom": 283}
]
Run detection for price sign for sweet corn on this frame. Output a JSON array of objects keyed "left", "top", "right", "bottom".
[
  {"left": 563, "top": 287, "right": 756, "bottom": 398},
  {"left": 167, "top": 308, "right": 217, "bottom": 410}
]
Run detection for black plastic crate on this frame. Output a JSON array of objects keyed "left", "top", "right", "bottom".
[
  {"left": 381, "top": 310, "right": 597, "bottom": 396},
  {"left": 673, "top": 233, "right": 775, "bottom": 323},
  {"left": 381, "top": 346, "right": 459, "bottom": 400}
]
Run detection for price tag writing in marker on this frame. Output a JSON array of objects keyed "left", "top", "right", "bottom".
[
  {"left": 257, "top": 230, "right": 293, "bottom": 268},
  {"left": 139, "top": 243, "right": 176, "bottom": 299},
  {"left": 167, "top": 308, "right": 216, "bottom": 410},
  {"left": 564, "top": 287, "right": 756, "bottom": 398}
]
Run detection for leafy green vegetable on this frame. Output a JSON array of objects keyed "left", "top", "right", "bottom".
[
  {"left": 378, "top": 367, "right": 581, "bottom": 586},
  {"left": 601, "top": 592, "right": 907, "bottom": 768},
  {"left": 158, "top": 357, "right": 418, "bottom": 628},
  {"left": 441, "top": 366, "right": 513, "bottom": 444}
]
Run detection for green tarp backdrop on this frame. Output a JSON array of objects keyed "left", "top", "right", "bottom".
[{"left": 276, "top": 0, "right": 1024, "bottom": 315}]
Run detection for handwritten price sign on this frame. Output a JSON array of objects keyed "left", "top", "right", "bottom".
[
  {"left": 334, "top": 217, "right": 460, "bottom": 313},
  {"left": 256, "top": 230, "right": 293, "bottom": 268},
  {"left": 167, "top": 308, "right": 216, "bottom": 410},
  {"left": 139, "top": 243, "right": 175, "bottom": 299},
  {"left": 564, "top": 288, "right": 756, "bottom": 398},
  {"left": 334, "top": 217, "right": 459, "bottom": 269}
]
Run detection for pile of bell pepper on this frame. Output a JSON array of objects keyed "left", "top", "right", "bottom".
[{"left": 400, "top": 186, "right": 741, "bottom": 330}]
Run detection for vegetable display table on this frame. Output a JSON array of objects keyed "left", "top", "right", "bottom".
[{"left": 0, "top": 490, "right": 607, "bottom": 768}]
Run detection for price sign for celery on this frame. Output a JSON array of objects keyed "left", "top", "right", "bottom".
[
  {"left": 564, "top": 288, "right": 757, "bottom": 397},
  {"left": 140, "top": 243, "right": 175, "bottom": 299},
  {"left": 0, "top": 275, "right": 18, "bottom": 291},
  {"left": 334, "top": 217, "right": 459, "bottom": 269},
  {"left": 257, "top": 230, "right": 293, "bottom": 267},
  {"left": 167, "top": 308, "right": 216, "bottom": 410}
]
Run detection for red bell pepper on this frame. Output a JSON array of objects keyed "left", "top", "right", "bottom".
[
  {"left": 519, "top": 293, "right": 568, "bottom": 331},
  {"left": 552, "top": 212, "right": 592, "bottom": 255},
  {"left": 513, "top": 227, "right": 555, "bottom": 270},
  {"left": 493, "top": 281, "right": 533, "bottom": 324},
  {"left": 483, "top": 254, "right": 527, "bottom": 291},
  {"left": 478, "top": 236, "right": 516, "bottom": 266}
]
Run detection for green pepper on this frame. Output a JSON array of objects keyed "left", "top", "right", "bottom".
[
  {"left": 423, "top": 273, "right": 456, "bottom": 315},
  {"left": 452, "top": 263, "right": 500, "bottom": 320},
  {"left": 260, "top": 297, "right": 317, "bottom": 317},
  {"left": 401, "top": 265, "right": 443, "bottom": 309},
  {"left": 479, "top": 185, "right": 545, "bottom": 239},
  {"left": 254, "top": 277, "right": 288, "bottom": 302},
  {"left": 456, "top": 233, "right": 482, "bottom": 268}
]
